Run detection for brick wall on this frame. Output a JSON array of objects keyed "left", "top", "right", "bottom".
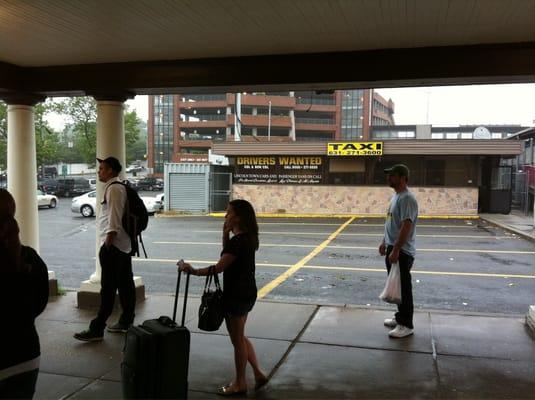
[{"left": 232, "top": 185, "right": 478, "bottom": 216}]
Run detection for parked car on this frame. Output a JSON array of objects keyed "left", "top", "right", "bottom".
[
  {"left": 71, "top": 190, "right": 160, "bottom": 217},
  {"left": 87, "top": 178, "right": 97, "bottom": 190},
  {"left": 37, "top": 190, "right": 58, "bottom": 209},
  {"left": 38, "top": 178, "right": 59, "bottom": 194},
  {"left": 126, "top": 165, "right": 144, "bottom": 173},
  {"left": 56, "top": 177, "right": 91, "bottom": 197},
  {"left": 155, "top": 193, "right": 164, "bottom": 210},
  {"left": 71, "top": 190, "right": 97, "bottom": 217},
  {"left": 136, "top": 177, "right": 163, "bottom": 191}
]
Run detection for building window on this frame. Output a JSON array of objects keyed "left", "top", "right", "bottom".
[
  {"left": 341, "top": 90, "right": 364, "bottom": 140},
  {"left": 446, "top": 133, "right": 458, "bottom": 139},
  {"left": 152, "top": 94, "right": 174, "bottom": 172},
  {"left": 431, "top": 133, "right": 444, "bottom": 139},
  {"left": 461, "top": 133, "right": 473, "bottom": 139},
  {"left": 492, "top": 133, "right": 502, "bottom": 139}
]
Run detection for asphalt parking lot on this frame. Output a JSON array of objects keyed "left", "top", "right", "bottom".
[{"left": 39, "top": 198, "right": 535, "bottom": 315}]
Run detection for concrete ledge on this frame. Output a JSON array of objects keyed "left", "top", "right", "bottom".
[
  {"left": 77, "top": 276, "right": 145, "bottom": 309},
  {"left": 527, "top": 305, "right": 535, "bottom": 338},
  {"left": 48, "top": 271, "right": 58, "bottom": 297}
]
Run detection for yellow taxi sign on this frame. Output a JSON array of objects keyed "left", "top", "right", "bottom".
[{"left": 327, "top": 142, "right": 383, "bottom": 156}]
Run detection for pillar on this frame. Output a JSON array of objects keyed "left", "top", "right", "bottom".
[
  {"left": 5, "top": 95, "right": 44, "bottom": 250},
  {"left": 77, "top": 94, "right": 145, "bottom": 308}
]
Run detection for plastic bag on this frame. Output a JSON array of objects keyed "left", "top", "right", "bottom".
[{"left": 379, "top": 262, "right": 402, "bottom": 304}]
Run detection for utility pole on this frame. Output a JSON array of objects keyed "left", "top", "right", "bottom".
[{"left": 268, "top": 100, "right": 271, "bottom": 141}]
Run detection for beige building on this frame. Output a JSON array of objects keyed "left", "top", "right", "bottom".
[{"left": 212, "top": 140, "right": 522, "bottom": 217}]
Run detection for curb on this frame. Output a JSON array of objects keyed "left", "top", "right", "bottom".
[
  {"left": 208, "top": 213, "right": 479, "bottom": 219},
  {"left": 479, "top": 216, "right": 535, "bottom": 243}
]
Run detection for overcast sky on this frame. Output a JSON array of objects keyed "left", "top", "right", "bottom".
[
  {"left": 48, "top": 83, "right": 535, "bottom": 129},
  {"left": 375, "top": 83, "right": 535, "bottom": 127}
]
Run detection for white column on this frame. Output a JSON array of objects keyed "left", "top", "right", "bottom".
[
  {"left": 289, "top": 91, "right": 296, "bottom": 141},
  {"left": 252, "top": 107, "right": 258, "bottom": 136},
  {"left": 90, "top": 101, "right": 126, "bottom": 283},
  {"left": 77, "top": 97, "right": 144, "bottom": 308},
  {"left": 225, "top": 106, "right": 232, "bottom": 139},
  {"left": 7, "top": 105, "right": 39, "bottom": 250}
]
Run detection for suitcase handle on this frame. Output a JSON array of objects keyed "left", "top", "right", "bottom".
[{"left": 172, "top": 269, "right": 190, "bottom": 326}]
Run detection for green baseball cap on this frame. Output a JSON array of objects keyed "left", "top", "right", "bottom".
[{"left": 384, "top": 163, "right": 409, "bottom": 177}]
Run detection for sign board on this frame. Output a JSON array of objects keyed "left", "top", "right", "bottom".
[
  {"left": 327, "top": 142, "right": 383, "bottom": 156},
  {"left": 234, "top": 156, "right": 324, "bottom": 184}
]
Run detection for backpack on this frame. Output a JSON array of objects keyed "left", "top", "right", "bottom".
[{"left": 107, "top": 181, "right": 149, "bottom": 257}]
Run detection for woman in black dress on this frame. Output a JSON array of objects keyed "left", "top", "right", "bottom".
[
  {"left": 0, "top": 189, "right": 49, "bottom": 399},
  {"left": 179, "top": 199, "right": 268, "bottom": 396}
]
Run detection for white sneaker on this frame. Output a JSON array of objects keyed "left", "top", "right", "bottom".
[
  {"left": 388, "top": 325, "right": 414, "bottom": 338},
  {"left": 384, "top": 317, "right": 397, "bottom": 328}
]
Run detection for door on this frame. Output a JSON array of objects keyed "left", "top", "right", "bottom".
[
  {"left": 488, "top": 166, "right": 513, "bottom": 214},
  {"left": 210, "top": 172, "right": 232, "bottom": 212},
  {"left": 168, "top": 173, "right": 208, "bottom": 212}
]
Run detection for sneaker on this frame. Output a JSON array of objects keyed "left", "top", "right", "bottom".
[
  {"left": 107, "top": 322, "right": 131, "bottom": 333},
  {"left": 384, "top": 317, "right": 397, "bottom": 328},
  {"left": 388, "top": 325, "right": 414, "bottom": 338},
  {"left": 73, "top": 329, "right": 103, "bottom": 342}
]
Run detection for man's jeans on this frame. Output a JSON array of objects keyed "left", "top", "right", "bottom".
[
  {"left": 90, "top": 245, "right": 136, "bottom": 333},
  {"left": 385, "top": 246, "right": 414, "bottom": 329}
]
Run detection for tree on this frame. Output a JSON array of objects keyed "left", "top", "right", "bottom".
[
  {"left": 0, "top": 99, "right": 60, "bottom": 171},
  {"left": 53, "top": 97, "right": 141, "bottom": 165},
  {"left": 34, "top": 102, "right": 60, "bottom": 168}
]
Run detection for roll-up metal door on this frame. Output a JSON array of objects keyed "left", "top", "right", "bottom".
[{"left": 169, "top": 173, "right": 207, "bottom": 212}]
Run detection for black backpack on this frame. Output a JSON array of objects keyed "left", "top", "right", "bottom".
[{"left": 108, "top": 181, "right": 149, "bottom": 257}]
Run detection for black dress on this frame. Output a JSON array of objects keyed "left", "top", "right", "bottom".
[{"left": 221, "top": 233, "right": 257, "bottom": 316}]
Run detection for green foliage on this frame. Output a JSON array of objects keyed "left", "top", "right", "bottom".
[
  {"left": 53, "top": 97, "right": 142, "bottom": 165},
  {"left": 0, "top": 97, "right": 144, "bottom": 169},
  {"left": 35, "top": 101, "right": 60, "bottom": 167}
]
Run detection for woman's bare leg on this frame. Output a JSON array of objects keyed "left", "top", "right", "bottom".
[
  {"left": 225, "top": 315, "right": 248, "bottom": 391},
  {"left": 244, "top": 336, "right": 266, "bottom": 382}
]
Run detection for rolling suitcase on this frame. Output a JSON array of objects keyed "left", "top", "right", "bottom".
[{"left": 122, "top": 270, "right": 191, "bottom": 399}]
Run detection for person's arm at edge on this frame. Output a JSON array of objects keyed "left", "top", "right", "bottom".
[
  {"left": 389, "top": 219, "right": 413, "bottom": 263},
  {"left": 104, "top": 184, "right": 124, "bottom": 247},
  {"left": 180, "top": 253, "right": 236, "bottom": 276}
]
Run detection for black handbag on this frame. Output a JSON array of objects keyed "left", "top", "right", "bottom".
[{"left": 198, "top": 266, "right": 224, "bottom": 331}]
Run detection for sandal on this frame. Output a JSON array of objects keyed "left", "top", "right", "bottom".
[{"left": 217, "top": 385, "right": 247, "bottom": 397}]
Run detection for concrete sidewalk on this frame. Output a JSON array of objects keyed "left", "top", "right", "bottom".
[
  {"left": 35, "top": 292, "right": 535, "bottom": 399},
  {"left": 480, "top": 212, "right": 535, "bottom": 242}
]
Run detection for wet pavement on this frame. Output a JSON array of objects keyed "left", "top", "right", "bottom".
[{"left": 35, "top": 292, "right": 535, "bottom": 399}]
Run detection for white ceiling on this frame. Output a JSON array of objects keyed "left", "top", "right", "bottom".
[{"left": 1, "top": 0, "right": 535, "bottom": 67}]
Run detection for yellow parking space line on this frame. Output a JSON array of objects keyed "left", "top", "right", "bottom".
[
  {"left": 133, "top": 258, "right": 535, "bottom": 280},
  {"left": 304, "top": 265, "right": 535, "bottom": 279},
  {"left": 154, "top": 241, "right": 316, "bottom": 248},
  {"left": 341, "top": 233, "right": 511, "bottom": 239},
  {"left": 327, "top": 245, "right": 535, "bottom": 255},
  {"left": 133, "top": 258, "right": 292, "bottom": 268},
  {"left": 346, "top": 224, "right": 482, "bottom": 229},
  {"left": 210, "top": 213, "right": 479, "bottom": 220},
  {"left": 259, "top": 222, "right": 482, "bottom": 228},
  {"left": 154, "top": 241, "right": 532, "bottom": 253},
  {"left": 192, "top": 230, "right": 511, "bottom": 240},
  {"left": 257, "top": 217, "right": 356, "bottom": 299}
]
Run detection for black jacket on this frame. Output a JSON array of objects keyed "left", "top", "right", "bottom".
[{"left": 0, "top": 246, "right": 49, "bottom": 371}]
